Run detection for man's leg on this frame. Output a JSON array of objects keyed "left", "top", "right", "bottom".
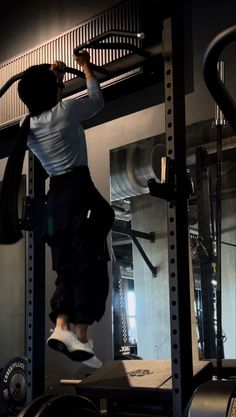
[
  {"left": 56, "top": 314, "right": 70, "bottom": 331},
  {"left": 74, "top": 323, "right": 88, "bottom": 343}
]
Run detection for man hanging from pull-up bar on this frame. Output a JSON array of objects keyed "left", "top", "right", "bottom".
[{"left": 5, "top": 51, "right": 114, "bottom": 368}]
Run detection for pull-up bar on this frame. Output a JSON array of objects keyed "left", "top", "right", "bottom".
[
  {"left": 0, "top": 30, "right": 163, "bottom": 100},
  {"left": 74, "top": 29, "right": 147, "bottom": 57}
]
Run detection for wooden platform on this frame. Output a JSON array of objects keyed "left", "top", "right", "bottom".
[
  {"left": 61, "top": 360, "right": 213, "bottom": 405},
  {"left": 211, "top": 359, "right": 236, "bottom": 378}
]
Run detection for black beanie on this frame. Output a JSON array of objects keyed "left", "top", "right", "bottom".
[{"left": 18, "top": 64, "right": 58, "bottom": 115}]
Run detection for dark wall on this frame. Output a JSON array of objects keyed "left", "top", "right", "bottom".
[
  {"left": 185, "top": 0, "right": 236, "bottom": 144},
  {"left": 191, "top": 0, "right": 236, "bottom": 104},
  {"left": 0, "top": 0, "right": 120, "bottom": 62}
]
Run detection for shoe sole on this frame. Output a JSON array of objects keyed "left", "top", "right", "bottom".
[
  {"left": 47, "top": 339, "right": 94, "bottom": 361},
  {"left": 82, "top": 358, "right": 103, "bottom": 369}
]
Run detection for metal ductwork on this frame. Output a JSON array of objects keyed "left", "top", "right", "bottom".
[{"left": 110, "top": 142, "right": 165, "bottom": 201}]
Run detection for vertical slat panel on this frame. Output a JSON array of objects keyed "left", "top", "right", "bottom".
[{"left": 0, "top": 0, "right": 139, "bottom": 126}]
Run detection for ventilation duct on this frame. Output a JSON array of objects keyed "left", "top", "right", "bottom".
[{"left": 110, "top": 143, "right": 165, "bottom": 201}]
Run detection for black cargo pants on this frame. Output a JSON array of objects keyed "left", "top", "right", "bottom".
[{"left": 44, "top": 166, "right": 115, "bottom": 325}]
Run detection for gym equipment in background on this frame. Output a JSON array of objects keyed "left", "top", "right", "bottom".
[{"left": 0, "top": 356, "right": 27, "bottom": 416}]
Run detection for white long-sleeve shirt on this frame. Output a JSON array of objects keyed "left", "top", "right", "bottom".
[{"left": 26, "top": 77, "right": 104, "bottom": 176}]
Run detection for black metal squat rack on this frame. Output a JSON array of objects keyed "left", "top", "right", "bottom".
[{"left": 0, "top": 1, "right": 195, "bottom": 416}]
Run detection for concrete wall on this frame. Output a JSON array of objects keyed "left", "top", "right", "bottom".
[
  {"left": 0, "top": 232, "right": 25, "bottom": 366},
  {"left": 0, "top": 157, "right": 25, "bottom": 371},
  {"left": 131, "top": 194, "right": 170, "bottom": 360},
  {"left": 0, "top": 160, "right": 25, "bottom": 367}
]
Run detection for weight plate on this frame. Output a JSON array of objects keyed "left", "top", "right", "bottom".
[
  {"left": 71, "top": 408, "right": 100, "bottom": 416},
  {"left": 34, "top": 394, "right": 100, "bottom": 417},
  {"left": 0, "top": 356, "right": 27, "bottom": 415},
  {"left": 18, "top": 394, "right": 55, "bottom": 417}
]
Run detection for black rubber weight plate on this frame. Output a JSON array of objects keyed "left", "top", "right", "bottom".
[
  {"left": 70, "top": 408, "right": 100, "bottom": 417},
  {"left": 0, "top": 356, "right": 27, "bottom": 415},
  {"left": 18, "top": 394, "right": 55, "bottom": 417},
  {"left": 34, "top": 394, "right": 100, "bottom": 417}
]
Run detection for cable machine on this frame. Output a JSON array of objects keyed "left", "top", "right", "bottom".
[{"left": 186, "top": 23, "right": 236, "bottom": 417}]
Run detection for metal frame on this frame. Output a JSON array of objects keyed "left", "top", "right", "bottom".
[
  {"left": 113, "top": 223, "right": 157, "bottom": 276},
  {"left": 140, "top": 5, "right": 194, "bottom": 414},
  {"left": 25, "top": 152, "right": 46, "bottom": 401},
  {"left": 163, "top": 6, "right": 193, "bottom": 415},
  {"left": 0, "top": 1, "right": 195, "bottom": 415}
]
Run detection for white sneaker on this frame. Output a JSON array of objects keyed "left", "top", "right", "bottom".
[
  {"left": 47, "top": 328, "right": 94, "bottom": 362},
  {"left": 82, "top": 355, "right": 103, "bottom": 369}
]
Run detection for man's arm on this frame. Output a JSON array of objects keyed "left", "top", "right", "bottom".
[
  {"left": 50, "top": 60, "right": 66, "bottom": 102},
  {"left": 71, "top": 50, "right": 104, "bottom": 119},
  {"left": 74, "top": 50, "right": 94, "bottom": 80}
]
